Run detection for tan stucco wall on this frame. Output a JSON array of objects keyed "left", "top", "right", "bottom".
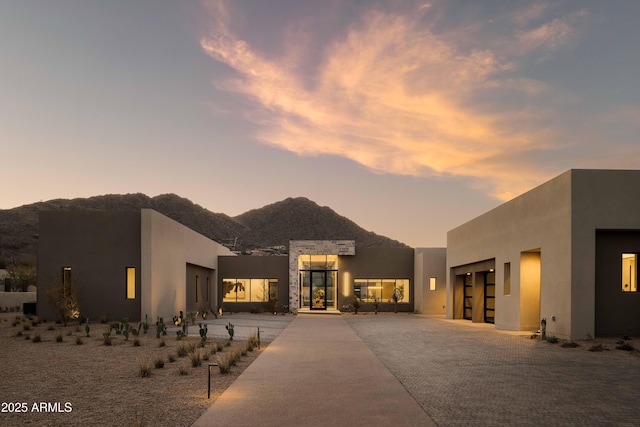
[
  {"left": 447, "top": 171, "right": 573, "bottom": 336},
  {"left": 141, "top": 209, "right": 234, "bottom": 321},
  {"left": 447, "top": 169, "right": 640, "bottom": 339},
  {"left": 414, "top": 248, "right": 446, "bottom": 315},
  {"left": 570, "top": 170, "right": 640, "bottom": 337}
]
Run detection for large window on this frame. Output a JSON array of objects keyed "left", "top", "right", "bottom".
[
  {"left": 223, "top": 278, "right": 278, "bottom": 302},
  {"left": 622, "top": 254, "right": 637, "bottom": 292},
  {"left": 504, "top": 262, "right": 511, "bottom": 296},
  {"left": 354, "top": 279, "right": 409, "bottom": 303}
]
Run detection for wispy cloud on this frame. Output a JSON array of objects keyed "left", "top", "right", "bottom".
[{"left": 200, "top": 1, "right": 590, "bottom": 200}]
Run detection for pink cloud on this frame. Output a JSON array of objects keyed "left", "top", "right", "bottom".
[{"left": 200, "top": 2, "right": 588, "bottom": 201}]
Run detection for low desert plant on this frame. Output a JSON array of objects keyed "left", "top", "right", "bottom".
[
  {"left": 47, "top": 325, "right": 55, "bottom": 331},
  {"left": 616, "top": 340, "right": 634, "bottom": 351},
  {"left": 158, "top": 338, "right": 166, "bottom": 347},
  {"left": 202, "top": 351, "right": 210, "bottom": 361},
  {"left": 138, "top": 359, "right": 152, "bottom": 378},
  {"left": 75, "top": 336, "right": 83, "bottom": 345},
  {"left": 133, "top": 338, "right": 141, "bottom": 347},
  {"left": 154, "top": 357, "right": 165, "bottom": 369},
  {"left": 588, "top": 343, "right": 607, "bottom": 352},
  {"left": 546, "top": 335, "right": 559, "bottom": 344},
  {"left": 177, "top": 343, "right": 189, "bottom": 357},
  {"left": 15, "top": 331, "right": 23, "bottom": 337},
  {"left": 24, "top": 334, "right": 31, "bottom": 340},
  {"left": 168, "top": 354, "right": 176, "bottom": 363},
  {"left": 32, "top": 334, "right": 42, "bottom": 343},
  {"left": 248, "top": 333, "right": 259, "bottom": 349},
  {"left": 55, "top": 334, "right": 63, "bottom": 343},
  {"left": 216, "top": 353, "right": 232, "bottom": 374},
  {"left": 178, "top": 366, "right": 189, "bottom": 376},
  {"left": 561, "top": 341, "right": 580, "bottom": 348},
  {"left": 190, "top": 350, "right": 202, "bottom": 367},
  {"left": 23, "top": 324, "right": 30, "bottom": 331},
  {"left": 216, "top": 343, "right": 224, "bottom": 352}
]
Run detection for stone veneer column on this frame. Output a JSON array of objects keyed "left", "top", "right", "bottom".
[{"left": 289, "top": 240, "right": 355, "bottom": 312}]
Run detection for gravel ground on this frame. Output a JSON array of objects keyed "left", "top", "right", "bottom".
[{"left": 0, "top": 313, "right": 266, "bottom": 427}]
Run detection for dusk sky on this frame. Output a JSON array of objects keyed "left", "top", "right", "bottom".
[{"left": 1, "top": 1, "right": 639, "bottom": 247}]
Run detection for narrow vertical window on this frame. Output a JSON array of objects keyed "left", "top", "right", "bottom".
[
  {"left": 62, "top": 267, "right": 72, "bottom": 297},
  {"left": 504, "top": 262, "right": 511, "bottom": 296},
  {"left": 126, "top": 268, "right": 135, "bottom": 299},
  {"left": 622, "top": 254, "right": 637, "bottom": 292},
  {"left": 206, "top": 277, "right": 210, "bottom": 303},
  {"left": 429, "top": 277, "right": 437, "bottom": 291},
  {"left": 195, "top": 275, "right": 200, "bottom": 303}
]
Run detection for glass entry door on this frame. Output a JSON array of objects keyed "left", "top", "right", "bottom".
[{"left": 311, "top": 271, "right": 327, "bottom": 310}]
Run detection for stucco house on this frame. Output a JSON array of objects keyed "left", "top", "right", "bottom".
[
  {"left": 37, "top": 209, "right": 234, "bottom": 322},
  {"left": 37, "top": 209, "right": 447, "bottom": 320},
  {"left": 447, "top": 169, "right": 640, "bottom": 339}
]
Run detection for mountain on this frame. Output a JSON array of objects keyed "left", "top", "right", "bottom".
[{"left": 0, "top": 194, "right": 407, "bottom": 265}]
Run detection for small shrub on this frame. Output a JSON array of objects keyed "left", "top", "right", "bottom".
[
  {"left": 158, "top": 338, "right": 166, "bottom": 348},
  {"left": 138, "top": 359, "right": 152, "bottom": 378},
  {"left": 133, "top": 338, "right": 141, "bottom": 347},
  {"left": 216, "top": 343, "right": 223, "bottom": 352},
  {"left": 202, "top": 351, "right": 210, "bottom": 361},
  {"left": 32, "top": 334, "right": 42, "bottom": 343},
  {"left": 47, "top": 325, "right": 55, "bottom": 331},
  {"left": 561, "top": 341, "right": 580, "bottom": 348},
  {"left": 75, "top": 326, "right": 81, "bottom": 333},
  {"left": 546, "top": 335, "right": 558, "bottom": 344},
  {"left": 616, "top": 340, "right": 634, "bottom": 351},
  {"left": 588, "top": 343, "right": 606, "bottom": 352},
  {"left": 55, "top": 334, "right": 63, "bottom": 343},
  {"left": 75, "top": 336, "right": 83, "bottom": 345},
  {"left": 217, "top": 353, "right": 232, "bottom": 374},
  {"left": 231, "top": 350, "right": 242, "bottom": 366},
  {"left": 23, "top": 324, "right": 30, "bottom": 331},
  {"left": 248, "top": 333, "right": 259, "bottom": 348},
  {"left": 187, "top": 342, "right": 197, "bottom": 353},
  {"left": 168, "top": 354, "right": 176, "bottom": 363},
  {"left": 190, "top": 350, "right": 202, "bottom": 367},
  {"left": 246, "top": 342, "right": 254, "bottom": 353},
  {"left": 224, "top": 340, "right": 231, "bottom": 347},
  {"left": 154, "top": 357, "right": 165, "bottom": 369},
  {"left": 178, "top": 366, "right": 189, "bottom": 376},
  {"left": 25, "top": 334, "right": 31, "bottom": 340},
  {"left": 15, "top": 331, "right": 23, "bottom": 337},
  {"left": 177, "top": 344, "right": 189, "bottom": 357}
]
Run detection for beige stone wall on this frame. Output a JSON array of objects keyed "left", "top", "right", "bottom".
[{"left": 288, "top": 240, "right": 355, "bottom": 312}]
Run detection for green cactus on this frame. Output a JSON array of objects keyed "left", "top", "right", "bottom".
[
  {"left": 155, "top": 317, "right": 166, "bottom": 338},
  {"left": 142, "top": 315, "right": 149, "bottom": 334},
  {"left": 85, "top": 318, "right": 90, "bottom": 337},
  {"left": 199, "top": 322, "right": 208, "bottom": 345},
  {"left": 226, "top": 322, "right": 234, "bottom": 340}
]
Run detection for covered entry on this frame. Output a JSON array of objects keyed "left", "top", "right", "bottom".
[{"left": 299, "top": 255, "right": 338, "bottom": 310}]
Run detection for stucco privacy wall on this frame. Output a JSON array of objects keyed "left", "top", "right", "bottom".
[
  {"left": 37, "top": 211, "right": 142, "bottom": 321},
  {"left": 414, "top": 248, "right": 446, "bottom": 315},
  {"left": 288, "top": 240, "right": 355, "bottom": 312},
  {"left": 571, "top": 170, "right": 640, "bottom": 337},
  {"left": 140, "top": 209, "right": 233, "bottom": 321},
  {"left": 447, "top": 171, "right": 573, "bottom": 337}
]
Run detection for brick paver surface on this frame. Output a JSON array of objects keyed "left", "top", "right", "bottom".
[{"left": 345, "top": 314, "right": 640, "bottom": 426}]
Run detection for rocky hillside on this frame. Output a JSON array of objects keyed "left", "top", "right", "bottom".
[{"left": 0, "top": 194, "right": 407, "bottom": 264}]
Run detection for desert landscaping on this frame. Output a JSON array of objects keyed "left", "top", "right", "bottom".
[{"left": 0, "top": 312, "right": 263, "bottom": 427}]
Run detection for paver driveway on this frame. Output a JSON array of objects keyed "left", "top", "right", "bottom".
[{"left": 345, "top": 314, "right": 640, "bottom": 426}]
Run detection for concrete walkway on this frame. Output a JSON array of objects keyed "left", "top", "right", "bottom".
[{"left": 192, "top": 314, "right": 435, "bottom": 426}]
